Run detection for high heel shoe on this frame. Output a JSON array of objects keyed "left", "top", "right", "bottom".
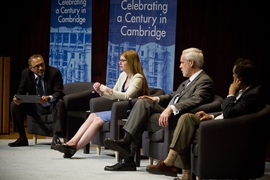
[
  {"left": 63, "top": 153, "right": 73, "bottom": 158},
  {"left": 50, "top": 137, "right": 62, "bottom": 149},
  {"left": 54, "top": 143, "right": 76, "bottom": 158}
]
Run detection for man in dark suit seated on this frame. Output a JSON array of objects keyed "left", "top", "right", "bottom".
[
  {"left": 146, "top": 58, "right": 265, "bottom": 180},
  {"left": 9, "top": 54, "right": 65, "bottom": 149},
  {"left": 104, "top": 47, "right": 215, "bottom": 171}
]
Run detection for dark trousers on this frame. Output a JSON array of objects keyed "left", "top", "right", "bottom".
[{"left": 10, "top": 100, "right": 64, "bottom": 139}]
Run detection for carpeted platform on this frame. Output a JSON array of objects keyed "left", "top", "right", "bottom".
[
  {"left": 0, "top": 139, "right": 269, "bottom": 180},
  {"left": 0, "top": 139, "right": 173, "bottom": 180}
]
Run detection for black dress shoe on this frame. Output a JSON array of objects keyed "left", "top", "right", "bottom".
[
  {"left": 51, "top": 137, "right": 62, "bottom": 149},
  {"left": 104, "top": 161, "right": 136, "bottom": 171},
  {"left": 104, "top": 138, "right": 131, "bottom": 157},
  {"left": 8, "top": 138, "right": 28, "bottom": 147},
  {"left": 53, "top": 144, "right": 76, "bottom": 158}
]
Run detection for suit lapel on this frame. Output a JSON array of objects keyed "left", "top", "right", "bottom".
[
  {"left": 180, "top": 71, "right": 205, "bottom": 96},
  {"left": 43, "top": 72, "right": 49, "bottom": 95},
  {"left": 235, "top": 85, "right": 255, "bottom": 102},
  {"left": 31, "top": 74, "right": 37, "bottom": 94}
]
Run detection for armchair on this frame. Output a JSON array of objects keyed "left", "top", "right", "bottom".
[
  {"left": 90, "top": 88, "right": 165, "bottom": 156},
  {"left": 63, "top": 82, "right": 97, "bottom": 140},
  {"left": 142, "top": 95, "right": 224, "bottom": 164},
  {"left": 27, "top": 82, "right": 94, "bottom": 144},
  {"left": 191, "top": 104, "right": 270, "bottom": 180}
]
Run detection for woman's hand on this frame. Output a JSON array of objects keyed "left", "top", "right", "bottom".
[
  {"left": 99, "top": 84, "right": 108, "bottom": 92},
  {"left": 93, "top": 82, "right": 102, "bottom": 94},
  {"left": 93, "top": 82, "right": 101, "bottom": 90},
  {"left": 99, "top": 84, "right": 113, "bottom": 95}
]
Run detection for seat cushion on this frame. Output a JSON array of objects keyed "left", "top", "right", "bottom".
[
  {"left": 98, "top": 121, "right": 110, "bottom": 132},
  {"left": 28, "top": 114, "right": 53, "bottom": 123}
]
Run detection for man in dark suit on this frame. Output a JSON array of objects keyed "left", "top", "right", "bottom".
[
  {"left": 146, "top": 58, "right": 265, "bottom": 180},
  {"left": 104, "top": 47, "right": 215, "bottom": 171},
  {"left": 9, "top": 54, "right": 65, "bottom": 149}
]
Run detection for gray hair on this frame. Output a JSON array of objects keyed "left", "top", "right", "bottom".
[
  {"left": 182, "top": 47, "right": 204, "bottom": 68},
  {"left": 28, "top": 54, "right": 44, "bottom": 66}
]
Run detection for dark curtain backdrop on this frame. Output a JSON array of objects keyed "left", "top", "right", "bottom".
[{"left": 0, "top": 0, "right": 269, "bottom": 104}]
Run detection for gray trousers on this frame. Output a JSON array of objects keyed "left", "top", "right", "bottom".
[
  {"left": 123, "top": 98, "right": 165, "bottom": 135},
  {"left": 171, "top": 113, "right": 201, "bottom": 169},
  {"left": 123, "top": 98, "right": 165, "bottom": 156}
]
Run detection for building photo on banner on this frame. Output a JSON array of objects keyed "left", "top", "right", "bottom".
[
  {"left": 49, "top": 0, "right": 92, "bottom": 84},
  {"left": 106, "top": 0, "right": 178, "bottom": 93}
]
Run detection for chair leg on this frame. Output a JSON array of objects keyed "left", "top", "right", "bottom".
[
  {"left": 149, "top": 157, "right": 153, "bottom": 165},
  {"left": 83, "top": 143, "right": 90, "bottom": 154},
  {"left": 135, "top": 148, "right": 141, "bottom": 167},
  {"left": 33, "top": 135, "right": 37, "bottom": 145},
  {"left": 63, "top": 137, "right": 67, "bottom": 143},
  {"left": 115, "top": 151, "right": 119, "bottom": 161},
  {"left": 96, "top": 145, "right": 101, "bottom": 155},
  {"left": 196, "top": 177, "right": 207, "bottom": 180}
]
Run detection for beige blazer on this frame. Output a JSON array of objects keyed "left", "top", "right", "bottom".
[{"left": 102, "top": 72, "right": 143, "bottom": 100}]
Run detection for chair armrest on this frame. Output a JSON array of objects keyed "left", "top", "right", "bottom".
[
  {"left": 189, "top": 95, "right": 223, "bottom": 114},
  {"left": 63, "top": 90, "right": 93, "bottom": 111},
  {"left": 109, "top": 98, "right": 138, "bottom": 139},
  {"left": 90, "top": 97, "right": 117, "bottom": 112},
  {"left": 192, "top": 105, "right": 270, "bottom": 180},
  {"left": 197, "top": 111, "right": 269, "bottom": 172}
]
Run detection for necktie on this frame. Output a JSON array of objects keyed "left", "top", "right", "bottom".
[
  {"left": 169, "top": 79, "right": 190, "bottom": 105},
  {"left": 36, "top": 76, "right": 44, "bottom": 115},
  {"left": 36, "top": 76, "right": 43, "bottom": 97}
]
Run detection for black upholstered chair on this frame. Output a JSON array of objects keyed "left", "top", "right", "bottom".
[
  {"left": 27, "top": 82, "right": 94, "bottom": 144},
  {"left": 90, "top": 88, "right": 165, "bottom": 158},
  {"left": 142, "top": 95, "right": 224, "bottom": 164},
  {"left": 191, "top": 104, "right": 270, "bottom": 180}
]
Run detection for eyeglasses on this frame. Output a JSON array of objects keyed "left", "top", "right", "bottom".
[
  {"left": 32, "top": 63, "right": 45, "bottom": 70},
  {"left": 119, "top": 59, "right": 127, "bottom": 63}
]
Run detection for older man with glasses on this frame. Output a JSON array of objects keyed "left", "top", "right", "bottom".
[{"left": 9, "top": 54, "right": 65, "bottom": 149}]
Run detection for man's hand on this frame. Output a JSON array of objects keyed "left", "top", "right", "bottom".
[
  {"left": 195, "top": 111, "right": 212, "bottom": 121},
  {"left": 38, "top": 96, "right": 49, "bottom": 104},
  {"left": 138, "top": 95, "right": 158, "bottom": 102},
  {"left": 158, "top": 107, "right": 172, "bottom": 127},
  {"left": 229, "top": 78, "right": 241, "bottom": 96},
  {"left": 13, "top": 97, "right": 22, "bottom": 105}
]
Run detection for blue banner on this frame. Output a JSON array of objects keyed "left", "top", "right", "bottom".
[
  {"left": 107, "top": 0, "right": 177, "bottom": 93},
  {"left": 49, "top": 0, "right": 92, "bottom": 84}
]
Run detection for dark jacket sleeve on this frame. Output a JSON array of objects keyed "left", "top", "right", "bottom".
[
  {"left": 16, "top": 68, "right": 36, "bottom": 95},
  {"left": 222, "top": 86, "right": 265, "bottom": 118}
]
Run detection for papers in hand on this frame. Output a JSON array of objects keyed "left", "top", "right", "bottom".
[{"left": 15, "top": 95, "right": 41, "bottom": 103}]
